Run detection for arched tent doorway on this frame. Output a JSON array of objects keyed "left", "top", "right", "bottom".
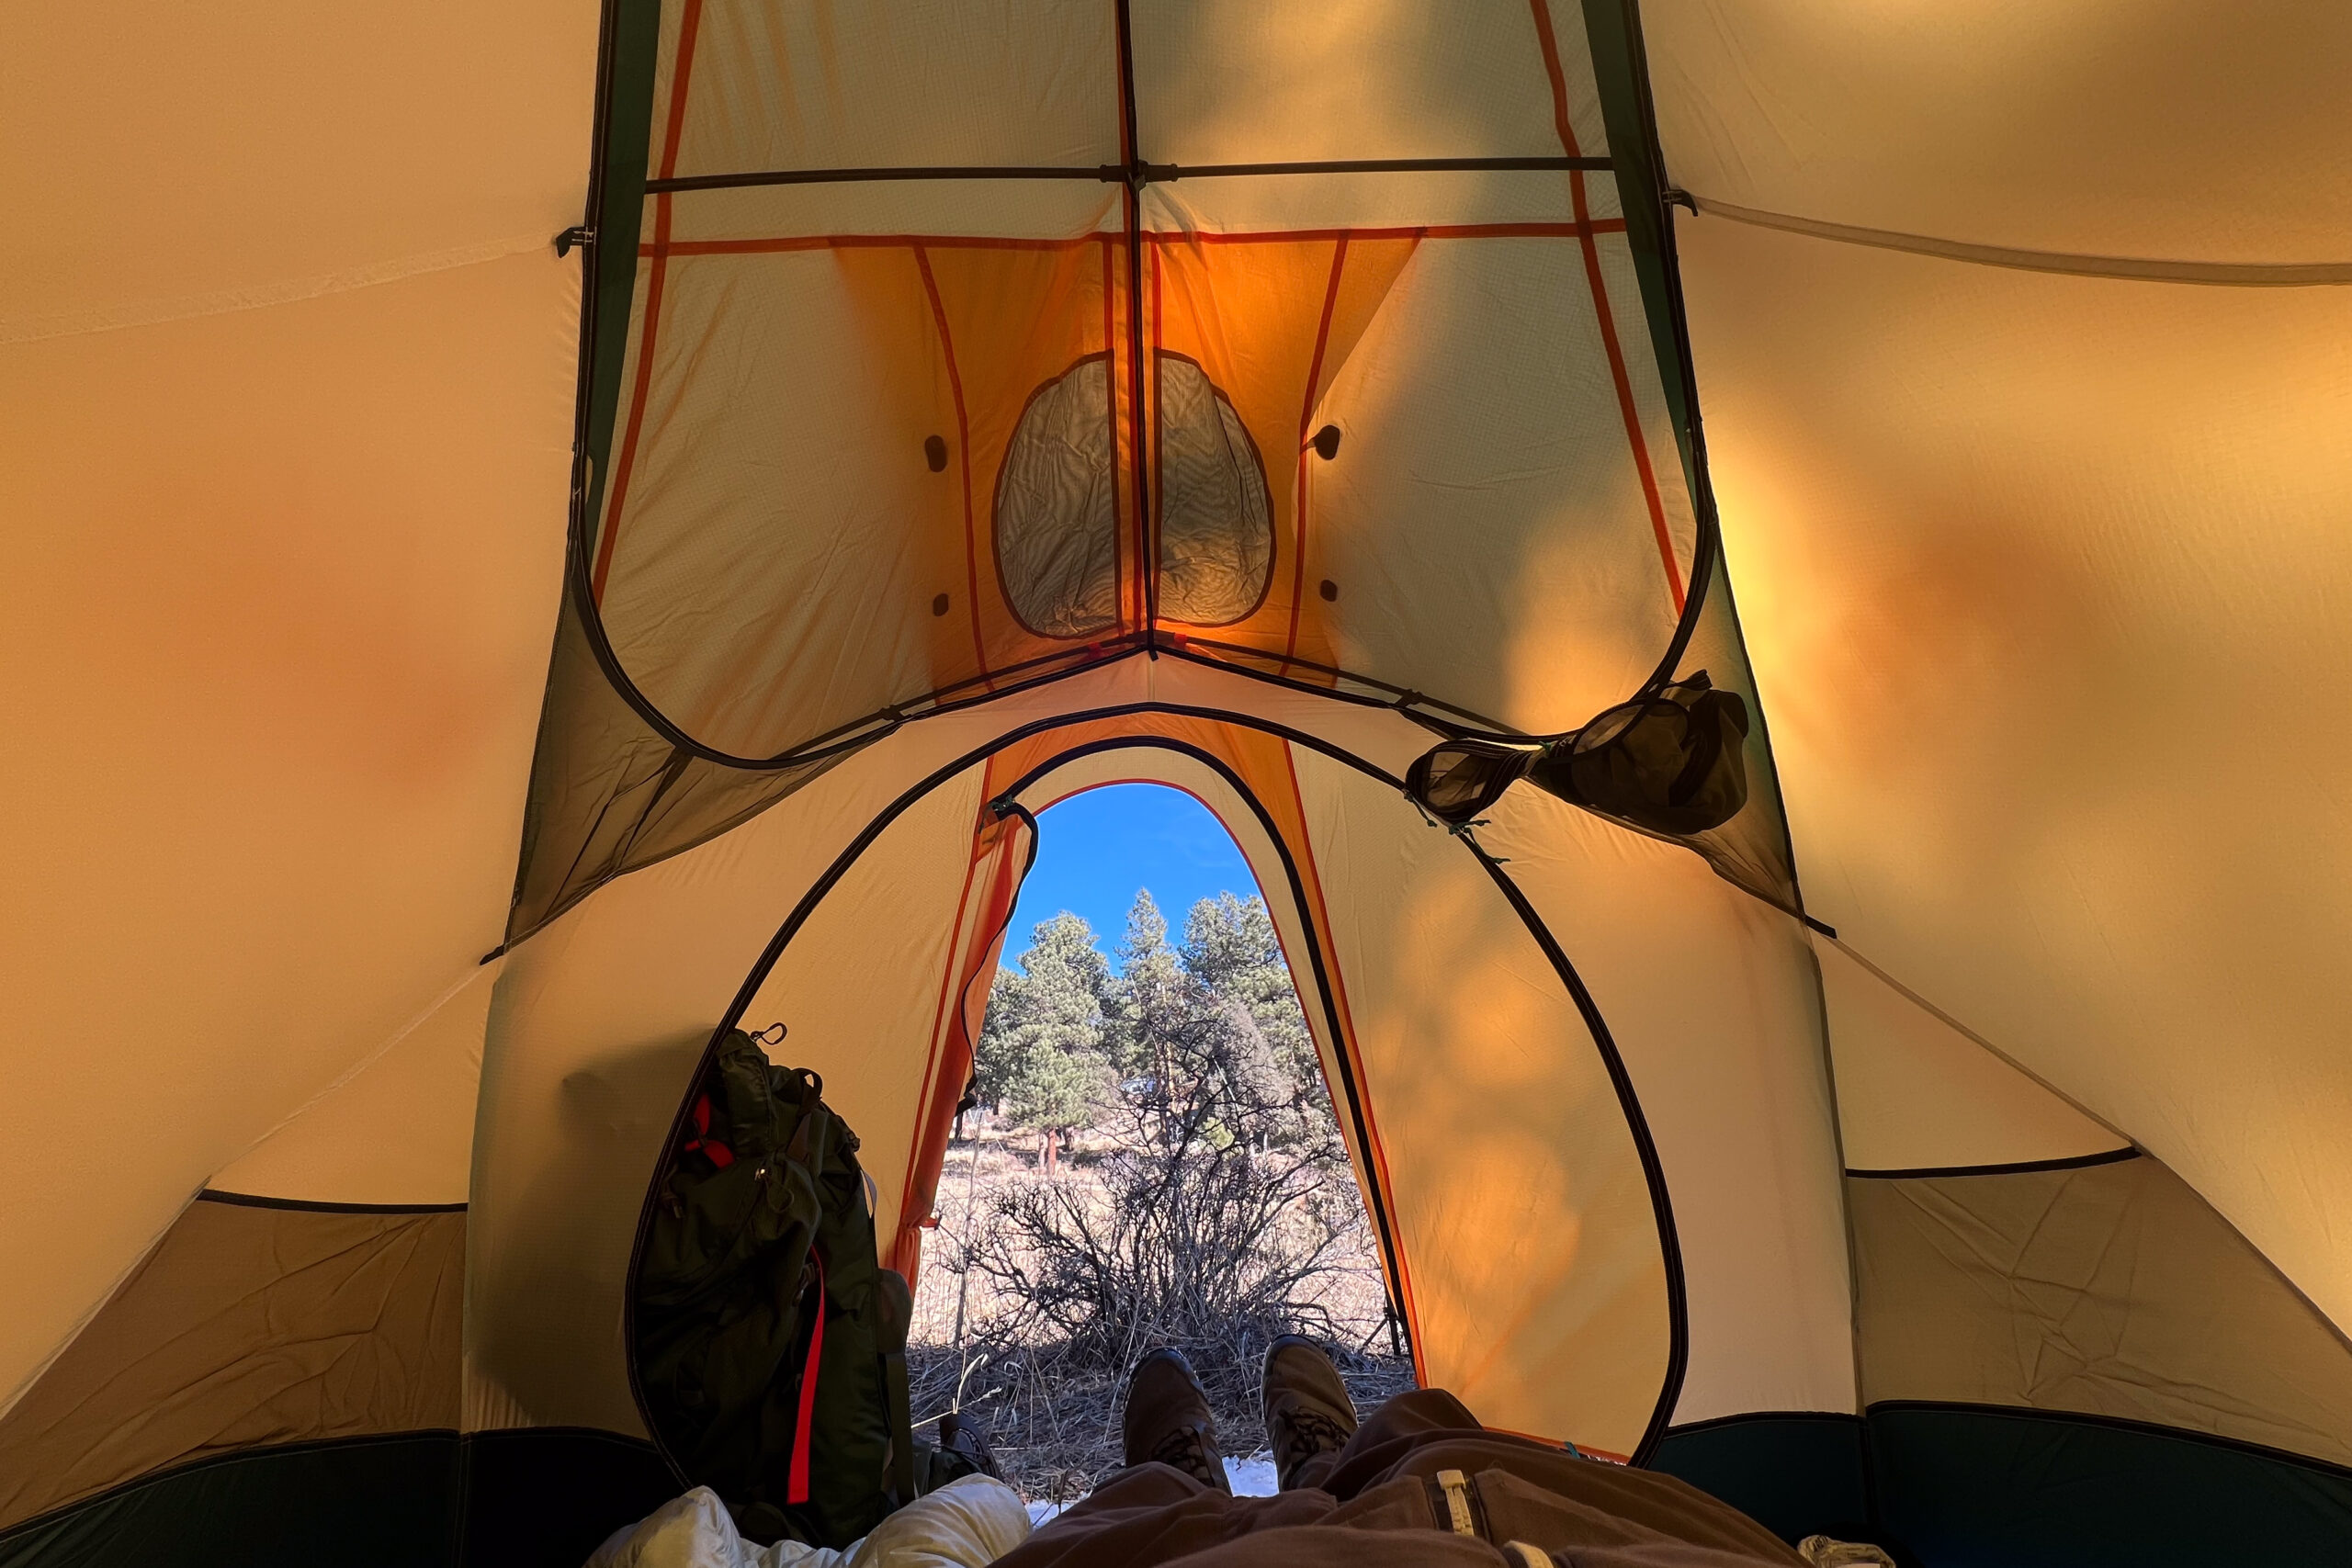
[{"left": 645, "top": 713, "right": 1684, "bottom": 1460}]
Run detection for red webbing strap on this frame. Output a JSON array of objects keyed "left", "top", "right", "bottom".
[
  {"left": 786, "top": 1253, "right": 826, "bottom": 1505},
  {"left": 683, "top": 1093, "right": 734, "bottom": 1168}
]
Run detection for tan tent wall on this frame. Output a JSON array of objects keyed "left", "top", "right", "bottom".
[
  {"left": 1683, "top": 214, "right": 2352, "bottom": 1337},
  {"left": 210, "top": 964, "right": 500, "bottom": 1210},
  {"left": 737, "top": 774, "right": 994, "bottom": 1256},
  {"left": 0, "top": 1196, "right": 463, "bottom": 1532},
  {"left": 1851, "top": 1154, "right": 2352, "bottom": 1469},
  {"left": 7, "top": 0, "right": 594, "bottom": 344},
  {"left": 0, "top": 0, "right": 593, "bottom": 1420},
  {"left": 1291, "top": 750, "right": 1670, "bottom": 1454},
  {"left": 1478, "top": 788, "right": 1853, "bottom": 1427},
  {"left": 1644, "top": 0, "right": 2352, "bottom": 267},
  {"left": 1814, "top": 938, "right": 2125, "bottom": 1177}
]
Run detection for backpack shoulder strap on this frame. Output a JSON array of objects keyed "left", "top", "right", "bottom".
[{"left": 876, "top": 1267, "right": 917, "bottom": 1502}]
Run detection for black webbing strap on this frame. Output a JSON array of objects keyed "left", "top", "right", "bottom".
[
  {"left": 885, "top": 1345, "right": 917, "bottom": 1503},
  {"left": 876, "top": 1266, "right": 919, "bottom": 1504}
]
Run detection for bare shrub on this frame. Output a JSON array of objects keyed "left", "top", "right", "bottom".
[
  {"left": 913, "top": 990, "right": 1411, "bottom": 1495},
  {"left": 910, "top": 889, "right": 1414, "bottom": 1499}
]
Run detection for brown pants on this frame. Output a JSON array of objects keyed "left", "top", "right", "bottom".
[{"left": 992, "top": 1389, "right": 1802, "bottom": 1568}]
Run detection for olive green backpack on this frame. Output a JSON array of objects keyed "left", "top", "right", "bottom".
[{"left": 634, "top": 1028, "right": 964, "bottom": 1547}]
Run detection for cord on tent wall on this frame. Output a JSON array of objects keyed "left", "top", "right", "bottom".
[
  {"left": 1808, "top": 928, "right": 2133, "bottom": 1149},
  {"left": 946, "top": 1083, "right": 986, "bottom": 1409}
]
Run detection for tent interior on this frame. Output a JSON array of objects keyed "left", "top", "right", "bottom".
[{"left": 5, "top": 2, "right": 2350, "bottom": 1565}]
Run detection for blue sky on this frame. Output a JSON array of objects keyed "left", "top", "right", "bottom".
[{"left": 1004, "top": 784, "right": 1262, "bottom": 970}]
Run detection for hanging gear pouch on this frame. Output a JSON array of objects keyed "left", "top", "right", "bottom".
[
  {"left": 634, "top": 1028, "right": 924, "bottom": 1547},
  {"left": 1532, "top": 671, "right": 1752, "bottom": 836}
]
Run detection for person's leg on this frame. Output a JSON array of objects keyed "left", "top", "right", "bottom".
[
  {"left": 1339, "top": 1385, "right": 1484, "bottom": 1449},
  {"left": 1308, "top": 1386, "right": 1523, "bottom": 1501},
  {"left": 994, "top": 1348, "right": 1334, "bottom": 1568},
  {"left": 1314, "top": 1388, "right": 1806, "bottom": 1562},
  {"left": 1011, "top": 1354, "right": 1801, "bottom": 1568},
  {"left": 1261, "top": 1340, "right": 1501, "bottom": 1495},
  {"left": 1259, "top": 1337, "right": 1358, "bottom": 1492},
  {"left": 1120, "top": 1347, "right": 1232, "bottom": 1495}
]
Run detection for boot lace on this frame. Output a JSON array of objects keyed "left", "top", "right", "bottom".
[
  {"left": 1281, "top": 1408, "right": 1352, "bottom": 1469},
  {"left": 1148, "top": 1423, "right": 1224, "bottom": 1487}
]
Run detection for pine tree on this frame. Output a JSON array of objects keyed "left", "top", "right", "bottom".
[
  {"left": 1180, "top": 893, "right": 1321, "bottom": 1105},
  {"left": 975, "top": 889, "right": 1344, "bottom": 1178},
  {"left": 975, "top": 911, "right": 1115, "bottom": 1171},
  {"left": 1102, "top": 888, "right": 1177, "bottom": 1077}
]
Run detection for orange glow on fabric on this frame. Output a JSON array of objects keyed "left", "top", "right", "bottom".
[
  {"left": 1285, "top": 235, "right": 1350, "bottom": 669},
  {"left": 912, "top": 244, "right": 992, "bottom": 688}
]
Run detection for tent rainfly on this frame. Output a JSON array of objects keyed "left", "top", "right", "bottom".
[{"left": 5, "top": 3, "right": 2351, "bottom": 1565}]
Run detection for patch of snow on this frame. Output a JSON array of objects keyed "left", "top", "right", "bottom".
[
  {"left": 1225, "top": 1452, "right": 1279, "bottom": 1496},
  {"left": 1024, "top": 1450, "right": 1283, "bottom": 1529}
]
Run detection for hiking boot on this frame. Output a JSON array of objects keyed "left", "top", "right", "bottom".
[
  {"left": 1122, "top": 1348, "right": 1231, "bottom": 1493},
  {"left": 1261, "top": 1335, "right": 1357, "bottom": 1491},
  {"left": 936, "top": 1408, "right": 1002, "bottom": 1481}
]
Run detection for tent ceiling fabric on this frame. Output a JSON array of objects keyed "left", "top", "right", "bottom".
[
  {"left": 1643, "top": 1, "right": 2352, "bottom": 268},
  {"left": 520, "top": 0, "right": 1803, "bottom": 938},
  {"left": 571, "top": 0, "right": 1692, "bottom": 756},
  {"left": 6, "top": 0, "right": 594, "bottom": 344},
  {"left": 10, "top": 0, "right": 2352, "bottom": 1547}
]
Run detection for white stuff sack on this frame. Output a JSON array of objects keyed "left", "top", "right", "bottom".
[{"left": 585, "top": 1475, "right": 1033, "bottom": 1568}]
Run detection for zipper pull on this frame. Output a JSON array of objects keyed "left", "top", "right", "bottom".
[{"left": 1435, "top": 1470, "right": 1476, "bottom": 1538}]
